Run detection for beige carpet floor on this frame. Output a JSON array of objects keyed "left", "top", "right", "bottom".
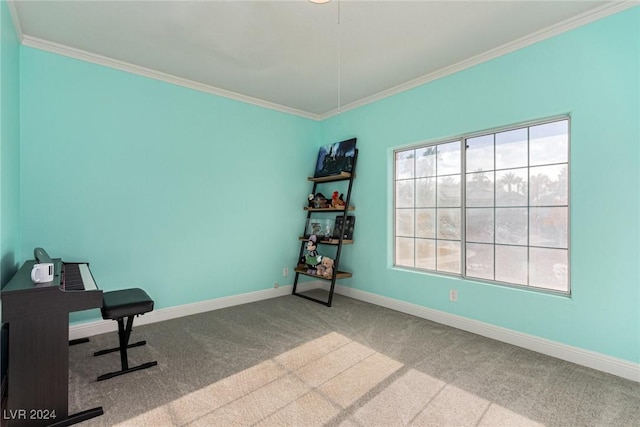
[{"left": 67, "top": 290, "right": 640, "bottom": 426}]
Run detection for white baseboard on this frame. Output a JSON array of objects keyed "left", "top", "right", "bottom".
[
  {"left": 69, "top": 282, "right": 322, "bottom": 340},
  {"left": 71, "top": 281, "right": 639, "bottom": 382},
  {"left": 334, "top": 285, "right": 640, "bottom": 383}
]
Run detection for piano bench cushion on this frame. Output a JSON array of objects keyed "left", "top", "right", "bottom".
[{"left": 101, "top": 288, "right": 154, "bottom": 320}]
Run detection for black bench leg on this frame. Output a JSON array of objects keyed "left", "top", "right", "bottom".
[
  {"left": 120, "top": 316, "right": 131, "bottom": 370},
  {"left": 96, "top": 360, "right": 158, "bottom": 382},
  {"left": 94, "top": 315, "right": 157, "bottom": 381}
]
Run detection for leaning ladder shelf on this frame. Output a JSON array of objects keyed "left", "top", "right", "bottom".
[{"left": 292, "top": 151, "right": 358, "bottom": 307}]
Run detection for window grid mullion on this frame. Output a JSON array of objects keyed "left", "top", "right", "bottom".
[
  {"left": 492, "top": 134, "right": 496, "bottom": 282},
  {"left": 413, "top": 150, "right": 418, "bottom": 267},
  {"left": 435, "top": 152, "right": 439, "bottom": 270},
  {"left": 461, "top": 139, "right": 467, "bottom": 277},
  {"left": 526, "top": 127, "right": 531, "bottom": 287},
  {"left": 393, "top": 116, "right": 569, "bottom": 295}
]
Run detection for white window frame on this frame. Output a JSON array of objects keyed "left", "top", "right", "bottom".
[{"left": 393, "top": 116, "right": 570, "bottom": 295}]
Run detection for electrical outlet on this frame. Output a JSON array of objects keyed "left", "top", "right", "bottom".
[
  {"left": 274, "top": 282, "right": 279, "bottom": 289},
  {"left": 449, "top": 289, "right": 458, "bottom": 302},
  {"left": 283, "top": 267, "right": 289, "bottom": 277}
]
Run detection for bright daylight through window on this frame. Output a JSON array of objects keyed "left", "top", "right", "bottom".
[{"left": 394, "top": 118, "right": 569, "bottom": 293}]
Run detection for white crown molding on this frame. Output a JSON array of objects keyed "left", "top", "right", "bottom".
[
  {"left": 20, "top": 35, "right": 322, "bottom": 121},
  {"left": 319, "top": 0, "right": 640, "bottom": 120},
  {"left": 16, "top": 2, "right": 637, "bottom": 121},
  {"left": 6, "top": 1, "right": 23, "bottom": 42},
  {"left": 334, "top": 285, "right": 640, "bottom": 383}
]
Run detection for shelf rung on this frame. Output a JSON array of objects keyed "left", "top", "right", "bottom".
[
  {"left": 307, "top": 172, "right": 352, "bottom": 183},
  {"left": 292, "top": 292, "right": 331, "bottom": 306},
  {"left": 294, "top": 268, "right": 352, "bottom": 280},
  {"left": 304, "top": 206, "right": 355, "bottom": 212},
  {"left": 298, "top": 237, "right": 353, "bottom": 245}
]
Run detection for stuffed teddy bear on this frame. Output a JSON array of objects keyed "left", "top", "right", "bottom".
[
  {"left": 317, "top": 256, "right": 334, "bottom": 279},
  {"left": 315, "top": 256, "right": 326, "bottom": 277}
]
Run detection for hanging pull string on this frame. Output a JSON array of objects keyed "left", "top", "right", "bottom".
[{"left": 337, "top": 0, "right": 341, "bottom": 114}]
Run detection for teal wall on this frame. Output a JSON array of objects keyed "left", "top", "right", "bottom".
[
  {"left": 12, "top": 6, "right": 640, "bottom": 363},
  {"left": 320, "top": 7, "right": 640, "bottom": 363},
  {"left": 19, "top": 48, "right": 319, "bottom": 321},
  {"left": 0, "top": 0, "right": 20, "bottom": 288}
]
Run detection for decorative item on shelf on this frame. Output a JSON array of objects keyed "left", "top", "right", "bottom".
[
  {"left": 305, "top": 219, "right": 335, "bottom": 240},
  {"left": 314, "top": 138, "right": 357, "bottom": 178},
  {"left": 316, "top": 256, "right": 334, "bottom": 279},
  {"left": 308, "top": 192, "right": 332, "bottom": 209},
  {"left": 331, "top": 191, "right": 346, "bottom": 209},
  {"left": 300, "top": 234, "right": 322, "bottom": 274},
  {"left": 333, "top": 215, "right": 356, "bottom": 240}
]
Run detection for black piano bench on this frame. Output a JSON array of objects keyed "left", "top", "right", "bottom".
[{"left": 93, "top": 288, "right": 158, "bottom": 381}]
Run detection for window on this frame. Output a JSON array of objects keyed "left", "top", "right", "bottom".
[{"left": 394, "top": 117, "right": 570, "bottom": 293}]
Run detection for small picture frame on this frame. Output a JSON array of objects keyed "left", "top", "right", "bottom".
[
  {"left": 305, "top": 219, "right": 335, "bottom": 239},
  {"left": 332, "top": 215, "right": 356, "bottom": 240}
]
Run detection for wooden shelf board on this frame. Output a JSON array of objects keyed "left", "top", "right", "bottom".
[
  {"left": 298, "top": 237, "right": 353, "bottom": 245},
  {"left": 294, "top": 268, "right": 352, "bottom": 280},
  {"left": 308, "top": 172, "right": 352, "bottom": 183},
  {"left": 304, "top": 206, "right": 354, "bottom": 212}
]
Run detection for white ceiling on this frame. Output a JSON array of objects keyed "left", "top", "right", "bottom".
[{"left": 11, "top": 1, "right": 632, "bottom": 118}]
